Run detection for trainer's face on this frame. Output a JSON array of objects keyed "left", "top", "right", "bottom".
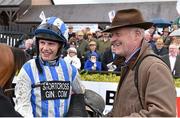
[
  {"left": 39, "top": 39, "right": 60, "bottom": 61},
  {"left": 111, "top": 27, "right": 137, "bottom": 59}
]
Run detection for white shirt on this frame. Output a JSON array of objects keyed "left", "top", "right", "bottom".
[{"left": 169, "top": 56, "right": 176, "bottom": 73}]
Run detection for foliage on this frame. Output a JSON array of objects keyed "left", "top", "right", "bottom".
[
  {"left": 80, "top": 72, "right": 180, "bottom": 88},
  {"left": 175, "top": 78, "right": 180, "bottom": 88},
  {"left": 80, "top": 72, "right": 120, "bottom": 83}
]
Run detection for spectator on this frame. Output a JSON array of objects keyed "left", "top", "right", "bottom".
[
  {"left": 76, "top": 31, "right": 89, "bottom": 69},
  {"left": 144, "top": 30, "right": 152, "bottom": 42},
  {"left": 76, "top": 31, "right": 88, "bottom": 57},
  {"left": 24, "top": 38, "right": 35, "bottom": 58},
  {"left": 162, "top": 27, "right": 171, "bottom": 48},
  {"left": 84, "top": 52, "right": 102, "bottom": 71},
  {"left": 64, "top": 47, "right": 81, "bottom": 70},
  {"left": 144, "top": 30, "right": 155, "bottom": 48},
  {"left": 86, "top": 31, "right": 95, "bottom": 42},
  {"left": 68, "top": 37, "right": 77, "bottom": 48},
  {"left": 67, "top": 25, "right": 76, "bottom": 40},
  {"left": 152, "top": 37, "right": 168, "bottom": 56},
  {"left": 84, "top": 40, "right": 101, "bottom": 62},
  {"left": 83, "top": 27, "right": 91, "bottom": 39},
  {"left": 62, "top": 37, "right": 81, "bottom": 58},
  {"left": 148, "top": 25, "right": 157, "bottom": 36},
  {"left": 97, "top": 32, "right": 111, "bottom": 54},
  {"left": 94, "top": 29, "right": 102, "bottom": 39},
  {"left": 169, "top": 28, "right": 180, "bottom": 47},
  {"left": 162, "top": 44, "right": 180, "bottom": 78},
  {"left": 101, "top": 44, "right": 122, "bottom": 71}
]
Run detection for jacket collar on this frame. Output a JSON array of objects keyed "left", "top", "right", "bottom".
[{"left": 126, "top": 40, "right": 152, "bottom": 70}]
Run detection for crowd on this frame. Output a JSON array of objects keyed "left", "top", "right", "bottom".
[
  {"left": 144, "top": 25, "right": 180, "bottom": 78},
  {"left": 16, "top": 26, "right": 125, "bottom": 72},
  {"left": 0, "top": 8, "right": 179, "bottom": 117},
  {"left": 16, "top": 18, "right": 180, "bottom": 78}
]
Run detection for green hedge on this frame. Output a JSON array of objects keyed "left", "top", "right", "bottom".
[
  {"left": 175, "top": 79, "right": 180, "bottom": 87},
  {"left": 81, "top": 72, "right": 120, "bottom": 83},
  {"left": 80, "top": 73, "right": 180, "bottom": 87}
]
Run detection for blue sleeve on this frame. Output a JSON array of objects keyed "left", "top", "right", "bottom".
[
  {"left": 96, "top": 62, "right": 102, "bottom": 71},
  {"left": 71, "top": 65, "right": 77, "bottom": 81},
  {"left": 84, "top": 60, "right": 93, "bottom": 71}
]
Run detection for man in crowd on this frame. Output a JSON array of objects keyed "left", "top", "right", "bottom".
[{"left": 162, "top": 44, "right": 180, "bottom": 78}]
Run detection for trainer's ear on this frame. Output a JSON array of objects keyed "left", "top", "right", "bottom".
[
  {"left": 135, "top": 29, "right": 142, "bottom": 40},
  {"left": 65, "top": 94, "right": 88, "bottom": 117}
]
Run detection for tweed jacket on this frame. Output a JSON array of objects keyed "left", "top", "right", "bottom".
[
  {"left": 108, "top": 40, "right": 176, "bottom": 117},
  {"left": 162, "top": 54, "right": 180, "bottom": 78}
]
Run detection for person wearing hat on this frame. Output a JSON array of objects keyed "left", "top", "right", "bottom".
[
  {"left": 67, "top": 25, "right": 76, "bottom": 40},
  {"left": 97, "top": 32, "right": 111, "bottom": 55},
  {"left": 64, "top": 47, "right": 81, "bottom": 70},
  {"left": 14, "top": 17, "right": 85, "bottom": 117},
  {"left": 76, "top": 31, "right": 89, "bottom": 53},
  {"left": 94, "top": 29, "right": 102, "bottom": 39},
  {"left": 84, "top": 52, "right": 102, "bottom": 71},
  {"left": 85, "top": 31, "right": 96, "bottom": 42},
  {"left": 169, "top": 28, "right": 180, "bottom": 48},
  {"left": 162, "top": 27, "right": 171, "bottom": 48},
  {"left": 84, "top": 40, "right": 101, "bottom": 62},
  {"left": 76, "top": 31, "right": 89, "bottom": 69},
  {"left": 103, "top": 8, "right": 176, "bottom": 117}
]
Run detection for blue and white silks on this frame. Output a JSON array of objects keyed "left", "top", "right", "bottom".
[{"left": 14, "top": 58, "right": 85, "bottom": 117}]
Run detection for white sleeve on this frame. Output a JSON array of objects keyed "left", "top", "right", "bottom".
[
  {"left": 14, "top": 68, "right": 34, "bottom": 117},
  {"left": 72, "top": 71, "right": 85, "bottom": 94},
  {"left": 72, "top": 58, "right": 81, "bottom": 70}
]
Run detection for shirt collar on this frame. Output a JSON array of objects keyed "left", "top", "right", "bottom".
[
  {"left": 39, "top": 57, "right": 60, "bottom": 66},
  {"left": 125, "top": 48, "right": 141, "bottom": 64}
]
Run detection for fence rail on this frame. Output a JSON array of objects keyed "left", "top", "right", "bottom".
[
  {"left": 0, "top": 32, "right": 24, "bottom": 47},
  {"left": 0, "top": 24, "right": 36, "bottom": 47}
]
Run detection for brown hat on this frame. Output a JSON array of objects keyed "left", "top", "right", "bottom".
[
  {"left": 89, "top": 41, "right": 96, "bottom": 46},
  {"left": 77, "top": 31, "right": 84, "bottom": 36},
  {"left": 86, "top": 31, "right": 93, "bottom": 35},
  {"left": 103, "top": 8, "right": 153, "bottom": 32}
]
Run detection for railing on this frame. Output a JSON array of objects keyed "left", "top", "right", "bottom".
[
  {"left": 0, "top": 24, "right": 36, "bottom": 46},
  {"left": 0, "top": 32, "right": 24, "bottom": 47}
]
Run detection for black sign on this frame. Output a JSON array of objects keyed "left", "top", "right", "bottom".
[
  {"left": 106, "top": 90, "right": 116, "bottom": 105},
  {"left": 40, "top": 81, "right": 70, "bottom": 100}
]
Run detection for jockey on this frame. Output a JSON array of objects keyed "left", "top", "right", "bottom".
[{"left": 14, "top": 16, "right": 85, "bottom": 117}]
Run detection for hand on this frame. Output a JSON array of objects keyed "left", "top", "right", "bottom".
[{"left": 92, "top": 63, "right": 96, "bottom": 70}]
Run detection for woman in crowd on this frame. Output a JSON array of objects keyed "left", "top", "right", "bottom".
[{"left": 64, "top": 47, "right": 81, "bottom": 70}]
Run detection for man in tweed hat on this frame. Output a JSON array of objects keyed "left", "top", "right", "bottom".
[{"left": 104, "top": 8, "right": 176, "bottom": 117}]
